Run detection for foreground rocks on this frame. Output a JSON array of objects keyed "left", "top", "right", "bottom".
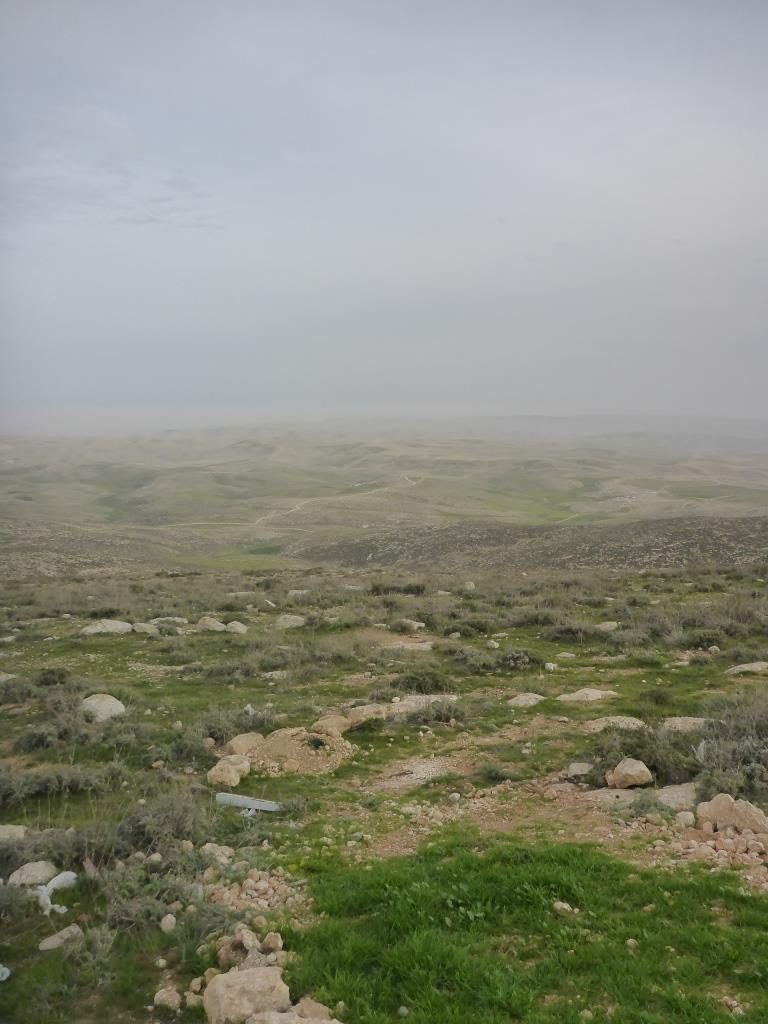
[
  {"left": 203, "top": 967, "right": 291, "bottom": 1024},
  {"left": 605, "top": 758, "right": 653, "bottom": 788},
  {"left": 697, "top": 793, "right": 768, "bottom": 834},
  {"left": 80, "top": 692, "right": 126, "bottom": 722}
]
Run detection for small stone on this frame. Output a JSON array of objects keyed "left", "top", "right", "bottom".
[
  {"left": 38, "top": 924, "right": 84, "bottom": 951},
  {"left": 260, "top": 931, "right": 283, "bottom": 953},
  {"left": 154, "top": 987, "right": 181, "bottom": 1011},
  {"left": 160, "top": 913, "right": 176, "bottom": 934}
]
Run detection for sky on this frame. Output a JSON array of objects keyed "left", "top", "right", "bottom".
[{"left": 1, "top": 0, "right": 767, "bottom": 433}]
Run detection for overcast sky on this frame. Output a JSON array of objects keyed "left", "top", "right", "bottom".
[{"left": 1, "top": 1, "right": 767, "bottom": 432}]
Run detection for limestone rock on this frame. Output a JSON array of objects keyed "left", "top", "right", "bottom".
[
  {"left": 0, "top": 824, "right": 28, "bottom": 841},
  {"left": 311, "top": 715, "right": 352, "bottom": 737},
  {"left": 656, "top": 783, "right": 697, "bottom": 812},
  {"left": 8, "top": 860, "right": 58, "bottom": 886},
  {"left": 557, "top": 688, "right": 617, "bottom": 704},
  {"left": 149, "top": 616, "right": 188, "bottom": 625},
  {"left": 563, "top": 762, "right": 593, "bottom": 780},
  {"left": 662, "top": 717, "right": 708, "bottom": 733},
  {"left": 697, "top": 792, "right": 768, "bottom": 833},
  {"left": 207, "top": 754, "right": 251, "bottom": 788},
  {"left": 596, "top": 621, "right": 620, "bottom": 633},
  {"left": 508, "top": 692, "right": 545, "bottom": 708},
  {"left": 81, "top": 693, "right": 126, "bottom": 722},
  {"left": 275, "top": 614, "right": 306, "bottom": 630},
  {"left": 605, "top": 757, "right": 652, "bottom": 788},
  {"left": 225, "top": 733, "right": 265, "bottom": 756},
  {"left": 160, "top": 913, "right": 177, "bottom": 934},
  {"left": 38, "top": 923, "right": 84, "bottom": 952},
  {"left": 724, "top": 661, "right": 768, "bottom": 677},
  {"left": 80, "top": 618, "right": 132, "bottom": 636},
  {"left": 132, "top": 622, "right": 160, "bottom": 636},
  {"left": 583, "top": 716, "right": 645, "bottom": 733},
  {"left": 154, "top": 987, "right": 182, "bottom": 1011},
  {"left": 203, "top": 966, "right": 291, "bottom": 1024},
  {"left": 226, "top": 621, "right": 249, "bottom": 634},
  {"left": 296, "top": 995, "right": 332, "bottom": 1019},
  {"left": 198, "top": 616, "right": 227, "bottom": 632}
]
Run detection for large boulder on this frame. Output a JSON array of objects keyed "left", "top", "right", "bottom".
[
  {"left": 557, "top": 688, "right": 617, "bottom": 703},
  {"left": 132, "top": 622, "right": 160, "bottom": 636},
  {"left": 724, "top": 661, "right": 768, "bottom": 677},
  {"left": 226, "top": 621, "right": 249, "bottom": 635},
  {"left": 656, "top": 782, "right": 698, "bottom": 812},
  {"left": 0, "top": 824, "right": 28, "bottom": 841},
  {"left": 80, "top": 619, "right": 132, "bottom": 636},
  {"left": 662, "top": 717, "right": 708, "bottom": 733},
  {"left": 207, "top": 754, "right": 251, "bottom": 788},
  {"left": 696, "top": 793, "right": 768, "bottom": 833},
  {"left": 198, "top": 616, "right": 227, "bottom": 632},
  {"left": 202, "top": 966, "right": 291, "bottom": 1024},
  {"left": 8, "top": 861, "right": 58, "bottom": 886},
  {"left": 508, "top": 693, "right": 545, "bottom": 708},
  {"left": 81, "top": 693, "right": 126, "bottom": 722},
  {"left": 275, "top": 614, "right": 306, "bottom": 630},
  {"left": 311, "top": 715, "right": 352, "bottom": 737},
  {"left": 583, "top": 716, "right": 645, "bottom": 733},
  {"left": 225, "top": 733, "right": 264, "bottom": 756},
  {"left": 596, "top": 621, "right": 620, "bottom": 633},
  {"left": 605, "top": 757, "right": 653, "bottom": 788}
]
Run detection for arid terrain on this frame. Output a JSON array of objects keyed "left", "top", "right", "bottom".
[{"left": 1, "top": 421, "right": 768, "bottom": 1023}]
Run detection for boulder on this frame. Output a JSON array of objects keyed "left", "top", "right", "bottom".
[
  {"left": 583, "top": 716, "right": 644, "bottom": 732},
  {"left": 38, "top": 923, "right": 84, "bottom": 952},
  {"left": 696, "top": 792, "right": 768, "bottom": 833},
  {"left": 8, "top": 861, "right": 58, "bottom": 886},
  {"left": 605, "top": 758, "right": 652, "bottom": 788},
  {"left": 596, "top": 621, "right": 620, "bottom": 633},
  {"left": 0, "top": 824, "right": 28, "bottom": 841},
  {"left": 225, "top": 733, "right": 264, "bottom": 756},
  {"left": 198, "top": 616, "right": 227, "bottom": 632},
  {"left": 557, "top": 688, "right": 617, "bottom": 703},
  {"left": 508, "top": 692, "right": 545, "bottom": 708},
  {"left": 662, "top": 717, "right": 708, "bottom": 733},
  {"left": 226, "top": 621, "right": 249, "bottom": 635},
  {"left": 207, "top": 754, "right": 251, "bottom": 787},
  {"left": 311, "top": 715, "right": 352, "bottom": 737},
  {"left": 132, "top": 622, "right": 160, "bottom": 636},
  {"left": 149, "top": 616, "right": 188, "bottom": 625},
  {"left": 400, "top": 619, "right": 426, "bottom": 631},
  {"left": 275, "top": 614, "right": 306, "bottom": 630},
  {"left": 296, "top": 995, "right": 333, "bottom": 1019},
  {"left": 345, "top": 704, "right": 388, "bottom": 727},
  {"left": 154, "top": 987, "right": 182, "bottom": 1011},
  {"left": 80, "top": 619, "right": 132, "bottom": 636},
  {"left": 81, "top": 693, "right": 126, "bottom": 722},
  {"left": 563, "top": 762, "right": 593, "bottom": 780},
  {"left": 203, "top": 966, "right": 291, "bottom": 1024},
  {"left": 655, "top": 782, "right": 697, "bottom": 812},
  {"left": 724, "top": 661, "right": 768, "bottom": 677}
]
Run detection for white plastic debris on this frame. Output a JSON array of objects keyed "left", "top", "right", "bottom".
[
  {"left": 36, "top": 870, "right": 78, "bottom": 916},
  {"left": 0, "top": 965, "right": 10, "bottom": 982}
]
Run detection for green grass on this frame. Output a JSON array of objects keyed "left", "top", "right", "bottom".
[{"left": 287, "top": 833, "right": 768, "bottom": 1023}]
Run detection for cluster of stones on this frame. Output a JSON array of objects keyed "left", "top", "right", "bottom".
[{"left": 200, "top": 843, "right": 308, "bottom": 916}]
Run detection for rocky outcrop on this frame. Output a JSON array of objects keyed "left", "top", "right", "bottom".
[{"left": 697, "top": 793, "right": 768, "bottom": 833}]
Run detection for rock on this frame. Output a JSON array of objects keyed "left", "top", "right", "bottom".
[
  {"left": 207, "top": 755, "right": 251, "bottom": 788},
  {"left": 154, "top": 987, "right": 182, "bottom": 1011},
  {"left": 656, "top": 783, "right": 697, "bottom": 812},
  {"left": 38, "top": 923, "right": 84, "bottom": 951},
  {"left": 149, "top": 616, "right": 188, "bottom": 625},
  {"left": 582, "top": 716, "right": 644, "bottom": 733},
  {"left": 400, "top": 619, "right": 426, "bottom": 631},
  {"left": 199, "top": 616, "right": 227, "bottom": 632},
  {"left": 160, "top": 913, "right": 177, "bottom": 934},
  {"left": 662, "top": 717, "right": 708, "bottom": 733},
  {"left": 676, "top": 811, "right": 696, "bottom": 828},
  {"left": 203, "top": 966, "right": 291, "bottom": 1024},
  {"left": 596, "top": 621, "right": 620, "bottom": 633},
  {"left": 225, "top": 733, "right": 265, "bottom": 756},
  {"left": 80, "top": 693, "right": 126, "bottom": 722},
  {"left": 697, "top": 793, "right": 768, "bottom": 833},
  {"left": 544, "top": 662, "right": 557, "bottom": 672},
  {"left": 133, "top": 622, "right": 160, "bottom": 636},
  {"left": 275, "top": 614, "right": 306, "bottom": 630},
  {"left": 724, "top": 661, "right": 768, "bottom": 676},
  {"left": 507, "top": 692, "right": 545, "bottom": 708},
  {"left": 552, "top": 900, "right": 578, "bottom": 917},
  {"left": 311, "top": 715, "right": 352, "bottom": 737},
  {"left": 0, "top": 672, "right": 17, "bottom": 683},
  {"left": 564, "top": 762, "right": 593, "bottom": 780},
  {"left": 385, "top": 639, "right": 433, "bottom": 652},
  {"left": 8, "top": 860, "right": 58, "bottom": 886},
  {"left": 79, "top": 619, "right": 132, "bottom": 636},
  {"left": 605, "top": 758, "right": 653, "bottom": 788},
  {"left": 226, "top": 621, "right": 249, "bottom": 634},
  {"left": 486, "top": 640, "right": 500, "bottom": 650},
  {"left": 462, "top": 581, "right": 476, "bottom": 592},
  {"left": 260, "top": 931, "right": 283, "bottom": 953},
  {"left": 296, "top": 995, "right": 332, "bottom": 1019},
  {"left": 201, "top": 842, "right": 235, "bottom": 866},
  {"left": 587, "top": 789, "right": 636, "bottom": 809},
  {"left": 0, "top": 824, "right": 28, "bottom": 841},
  {"left": 557, "top": 688, "right": 617, "bottom": 703}
]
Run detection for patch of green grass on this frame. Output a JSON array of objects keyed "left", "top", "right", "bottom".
[{"left": 287, "top": 833, "right": 768, "bottom": 1023}]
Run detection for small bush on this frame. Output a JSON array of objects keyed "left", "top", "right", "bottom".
[
  {"left": 406, "top": 700, "right": 465, "bottom": 726},
  {"left": 392, "top": 665, "right": 453, "bottom": 694}
]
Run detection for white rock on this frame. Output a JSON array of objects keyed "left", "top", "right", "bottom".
[
  {"left": 154, "top": 987, "right": 182, "bottom": 1011},
  {"left": 605, "top": 758, "right": 653, "bottom": 788},
  {"left": 0, "top": 824, "right": 28, "bottom": 841},
  {"left": 160, "top": 913, "right": 177, "bottom": 934},
  {"left": 564, "top": 762, "right": 593, "bottom": 779},
  {"left": 724, "top": 661, "right": 768, "bottom": 677},
  {"left": 697, "top": 793, "right": 768, "bottom": 833},
  {"left": 662, "top": 717, "right": 708, "bottom": 733},
  {"left": 595, "top": 621, "right": 620, "bottom": 633},
  {"left": 132, "top": 622, "right": 159, "bottom": 636},
  {"left": 38, "top": 923, "right": 84, "bottom": 951},
  {"left": 507, "top": 692, "right": 545, "bottom": 708},
  {"left": 675, "top": 811, "right": 696, "bottom": 828},
  {"left": 202, "top": 966, "right": 291, "bottom": 1024},
  {"left": 8, "top": 860, "right": 58, "bottom": 886},
  {"left": 275, "top": 614, "right": 306, "bottom": 630},
  {"left": 225, "top": 621, "right": 248, "bottom": 634},
  {"left": 80, "top": 619, "right": 132, "bottom": 636},
  {"left": 198, "top": 616, "right": 227, "bottom": 632},
  {"left": 81, "top": 693, "right": 126, "bottom": 722},
  {"left": 583, "top": 716, "right": 645, "bottom": 733},
  {"left": 149, "top": 616, "right": 188, "bottom": 625},
  {"left": 557, "top": 688, "right": 617, "bottom": 703},
  {"left": 655, "top": 783, "right": 697, "bottom": 812}
]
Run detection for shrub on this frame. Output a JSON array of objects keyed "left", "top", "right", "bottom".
[
  {"left": 36, "top": 666, "right": 71, "bottom": 687},
  {"left": 114, "top": 794, "right": 203, "bottom": 856},
  {"left": 406, "top": 700, "right": 465, "bottom": 726},
  {"left": 392, "top": 665, "right": 453, "bottom": 694},
  {"left": 694, "top": 696, "right": 768, "bottom": 802},
  {"left": 589, "top": 726, "right": 700, "bottom": 787}
]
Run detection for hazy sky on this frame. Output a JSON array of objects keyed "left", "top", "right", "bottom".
[{"left": 1, "top": 1, "right": 767, "bottom": 431}]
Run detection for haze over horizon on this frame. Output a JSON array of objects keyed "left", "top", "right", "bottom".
[{"left": 2, "top": 1, "right": 767, "bottom": 433}]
